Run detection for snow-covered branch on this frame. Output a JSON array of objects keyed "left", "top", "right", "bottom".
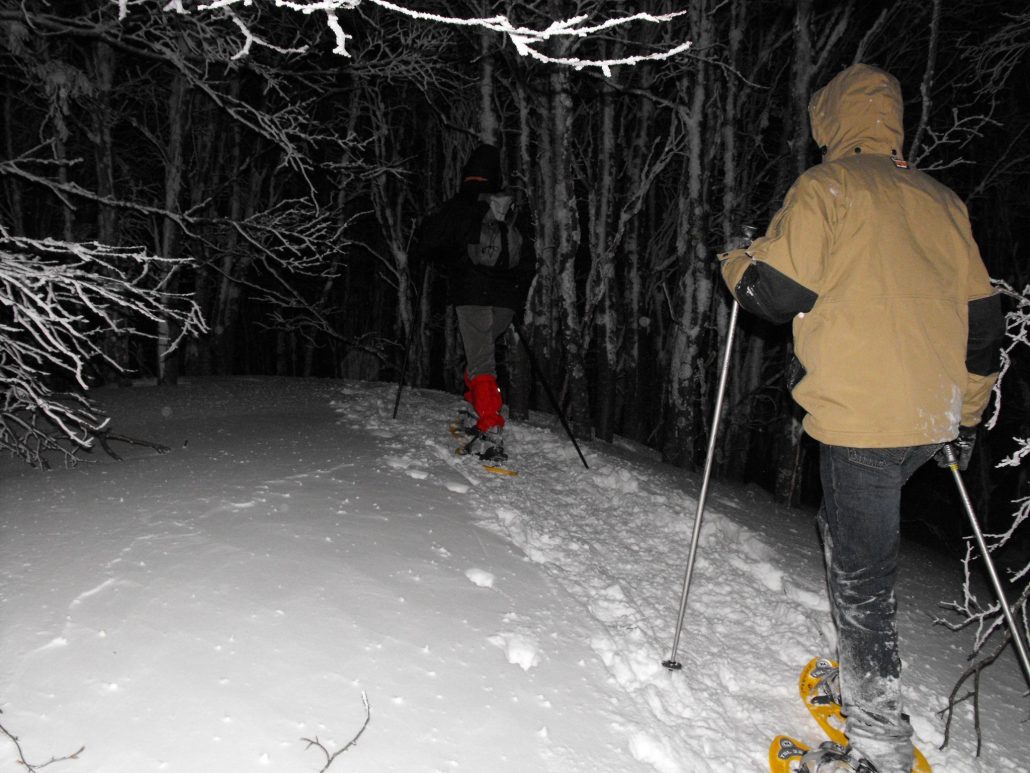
[
  {"left": 985, "top": 279, "right": 1029, "bottom": 431},
  {"left": 938, "top": 278, "right": 1030, "bottom": 740},
  {"left": 115, "top": 0, "right": 692, "bottom": 74},
  {"left": 0, "top": 233, "right": 206, "bottom": 468}
]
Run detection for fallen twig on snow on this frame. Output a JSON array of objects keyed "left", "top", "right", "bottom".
[
  {"left": 301, "top": 691, "right": 371, "bottom": 772},
  {"left": 0, "top": 709, "right": 85, "bottom": 771}
]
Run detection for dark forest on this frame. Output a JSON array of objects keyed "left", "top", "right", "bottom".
[{"left": 2, "top": 1, "right": 1028, "bottom": 564}]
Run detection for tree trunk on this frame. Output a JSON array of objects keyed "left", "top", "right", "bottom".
[
  {"left": 769, "top": 0, "right": 816, "bottom": 501},
  {"left": 212, "top": 78, "right": 263, "bottom": 376},
  {"left": 550, "top": 63, "right": 591, "bottom": 438},
  {"left": 590, "top": 81, "right": 616, "bottom": 442},
  {"left": 158, "top": 69, "right": 187, "bottom": 385},
  {"left": 90, "top": 40, "right": 131, "bottom": 383},
  {"left": 2, "top": 83, "right": 24, "bottom": 235},
  {"left": 617, "top": 88, "right": 656, "bottom": 444},
  {"left": 663, "top": 2, "right": 713, "bottom": 467},
  {"left": 505, "top": 77, "right": 533, "bottom": 421}
]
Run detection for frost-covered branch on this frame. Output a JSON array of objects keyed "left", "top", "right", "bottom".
[
  {"left": 117, "top": 0, "right": 692, "bottom": 74},
  {"left": 965, "top": 8, "right": 1030, "bottom": 96},
  {"left": 937, "top": 278, "right": 1030, "bottom": 746},
  {"left": 985, "top": 280, "right": 1029, "bottom": 431},
  {"left": 910, "top": 109, "right": 997, "bottom": 172},
  {"left": 936, "top": 543, "right": 1006, "bottom": 649},
  {"left": 1, "top": 152, "right": 197, "bottom": 234},
  {"left": 0, "top": 232, "right": 206, "bottom": 468},
  {"left": 215, "top": 200, "right": 360, "bottom": 344}
]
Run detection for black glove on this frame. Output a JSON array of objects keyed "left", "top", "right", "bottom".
[
  {"left": 722, "top": 224, "right": 757, "bottom": 253},
  {"left": 935, "top": 425, "right": 977, "bottom": 471}
]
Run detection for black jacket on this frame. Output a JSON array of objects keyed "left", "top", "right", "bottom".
[{"left": 413, "top": 145, "right": 535, "bottom": 311}]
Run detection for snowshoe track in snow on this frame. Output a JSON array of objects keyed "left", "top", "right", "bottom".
[{"left": 332, "top": 384, "right": 857, "bottom": 770}]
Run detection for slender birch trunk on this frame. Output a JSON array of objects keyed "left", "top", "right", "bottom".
[
  {"left": 550, "top": 63, "right": 590, "bottom": 436},
  {"left": 505, "top": 77, "right": 534, "bottom": 421},
  {"left": 591, "top": 81, "right": 616, "bottom": 441}
]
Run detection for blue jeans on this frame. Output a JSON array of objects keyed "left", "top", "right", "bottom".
[{"left": 817, "top": 443, "right": 939, "bottom": 773}]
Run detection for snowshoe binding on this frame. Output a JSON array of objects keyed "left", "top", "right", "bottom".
[
  {"left": 459, "top": 427, "right": 507, "bottom": 462},
  {"left": 798, "top": 658, "right": 932, "bottom": 773},
  {"left": 805, "top": 657, "right": 843, "bottom": 712},
  {"left": 799, "top": 741, "right": 877, "bottom": 773},
  {"left": 449, "top": 406, "right": 479, "bottom": 439}
]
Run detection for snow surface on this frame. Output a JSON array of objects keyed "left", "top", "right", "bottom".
[{"left": 1, "top": 377, "right": 1026, "bottom": 772}]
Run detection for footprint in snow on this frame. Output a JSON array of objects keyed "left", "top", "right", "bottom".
[{"left": 383, "top": 454, "right": 430, "bottom": 480}]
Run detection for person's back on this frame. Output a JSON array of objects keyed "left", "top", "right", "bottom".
[
  {"left": 725, "top": 64, "right": 997, "bottom": 448},
  {"left": 413, "top": 143, "right": 535, "bottom": 459},
  {"left": 719, "top": 63, "right": 1003, "bottom": 773}
]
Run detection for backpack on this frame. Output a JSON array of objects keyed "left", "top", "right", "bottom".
[{"left": 467, "top": 192, "right": 523, "bottom": 269}]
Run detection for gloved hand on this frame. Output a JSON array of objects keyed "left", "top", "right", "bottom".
[
  {"left": 722, "top": 224, "right": 757, "bottom": 252},
  {"left": 935, "top": 425, "right": 977, "bottom": 471}
]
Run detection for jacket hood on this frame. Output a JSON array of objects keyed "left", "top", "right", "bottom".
[
  {"left": 460, "top": 143, "right": 502, "bottom": 193},
  {"left": 808, "top": 64, "right": 904, "bottom": 162}
]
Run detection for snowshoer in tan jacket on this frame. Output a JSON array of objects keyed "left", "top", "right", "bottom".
[{"left": 720, "top": 64, "right": 1003, "bottom": 773}]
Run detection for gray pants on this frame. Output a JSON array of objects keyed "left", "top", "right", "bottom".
[{"left": 455, "top": 305, "right": 514, "bottom": 378}]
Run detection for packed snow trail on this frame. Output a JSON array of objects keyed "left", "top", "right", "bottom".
[
  {"left": 334, "top": 382, "right": 1021, "bottom": 772},
  {"left": 1, "top": 378, "right": 1024, "bottom": 772}
]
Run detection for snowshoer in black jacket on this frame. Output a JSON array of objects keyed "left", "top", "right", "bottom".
[{"left": 413, "top": 144, "right": 535, "bottom": 460}]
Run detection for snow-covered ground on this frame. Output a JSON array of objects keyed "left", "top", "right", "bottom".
[{"left": 1, "top": 377, "right": 1026, "bottom": 772}]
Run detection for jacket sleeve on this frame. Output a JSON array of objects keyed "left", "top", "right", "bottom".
[
  {"left": 719, "top": 172, "right": 829, "bottom": 324},
  {"left": 960, "top": 229, "right": 1004, "bottom": 427},
  {"left": 412, "top": 203, "right": 463, "bottom": 281}
]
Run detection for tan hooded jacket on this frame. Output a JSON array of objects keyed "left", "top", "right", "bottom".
[{"left": 720, "top": 64, "right": 1002, "bottom": 448}]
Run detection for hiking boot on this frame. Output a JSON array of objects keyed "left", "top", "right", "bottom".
[{"left": 800, "top": 741, "right": 878, "bottom": 773}]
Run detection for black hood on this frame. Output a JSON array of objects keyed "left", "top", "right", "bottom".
[{"left": 460, "top": 144, "right": 502, "bottom": 193}]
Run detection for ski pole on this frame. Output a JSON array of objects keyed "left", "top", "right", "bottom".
[
  {"left": 662, "top": 299, "right": 740, "bottom": 670},
  {"left": 941, "top": 443, "right": 1030, "bottom": 684},
  {"left": 392, "top": 268, "right": 426, "bottom": 419},
  {"left": 663, "top": 225, "right": 753, "bottom": 671},
  {"left": 514, "top": 322, "right": 589, "bottom": 470}
]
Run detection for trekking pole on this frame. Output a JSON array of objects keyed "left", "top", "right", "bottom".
[
  {"left": 941, "top": 443, "right": 1030, "bottom": 684},
  {"left": 663, "top": 225, "right": 754, "bottom": 671},
  {"left": 392, "top": 268, "right": 427, "bottom": 419},
  {"left": 514, "top": 322, "right": 589, "bottom": 470}
]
